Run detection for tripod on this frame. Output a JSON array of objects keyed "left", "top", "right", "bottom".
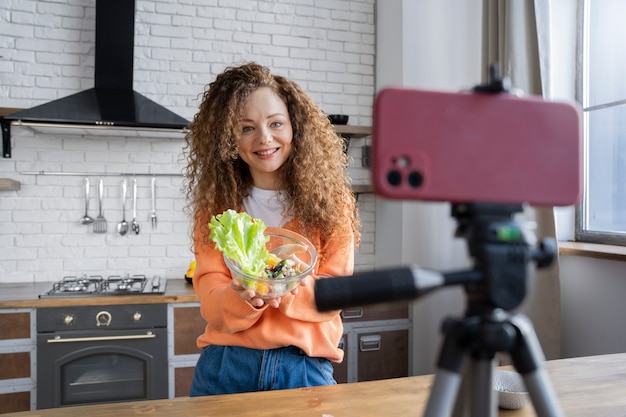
[
  {"left": 315, "top": 203, "right": 566, "bottom": 416},
  {"left": 423, "top": 203, "right": 564, "bottom": 417}
]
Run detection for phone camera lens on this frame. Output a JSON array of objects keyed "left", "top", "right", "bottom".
[
  {"left": 408, "top": 171, "right": 423, "bottom": 188},
  {"left": 387, "top": 170, "right": 402, "bottom": 186}
]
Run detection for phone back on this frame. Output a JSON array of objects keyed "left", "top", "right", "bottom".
[{"left": 371, "top": 88, "right": 582, "bottom": 207}]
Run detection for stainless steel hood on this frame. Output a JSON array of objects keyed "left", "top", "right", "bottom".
[{"left": 1, "top": 0, "right": 190, "bottom": 158}]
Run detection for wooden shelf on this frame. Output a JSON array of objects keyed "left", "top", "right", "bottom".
[
  {"left": 352, "top": 184, "right": 373, "bottom": 194},
  {"left": 0, "top": 178, "right": 21, "bottom": 191},
  {"left": 333, "top": 125, "right": 372, "bottom": 138}
]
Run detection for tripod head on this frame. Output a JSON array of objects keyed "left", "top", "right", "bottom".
[
  {"left": 314, "top": 202, "right": 555, "bottom": 313},
  {"left": 451, "top": 203, "right": 555, "bottom": 311}
]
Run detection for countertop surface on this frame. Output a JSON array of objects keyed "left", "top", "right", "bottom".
[
  {"left": 0, "top": 278, "right": 199, "bottom": 308},
  {"left": 5, "top": 352, "right": 626, "bottom": 416}
]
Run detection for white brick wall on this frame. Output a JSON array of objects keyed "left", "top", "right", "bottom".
[{"left": 0, "top": 0, "right": 375, "bottom": 283}]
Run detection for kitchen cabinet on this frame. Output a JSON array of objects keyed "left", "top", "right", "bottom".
[
  {"left": 168, "top": 303, "right": 206, "bottom": 398},
  {"left": 0, "top": 308, "right": 36, "bottom": 413},
  {"left": 333, "top": 301, "right": 412, "bottom": 383}
]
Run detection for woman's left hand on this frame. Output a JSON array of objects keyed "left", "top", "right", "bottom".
[{"left": 230, "top": 279, "right": 303, "bottom": 308}]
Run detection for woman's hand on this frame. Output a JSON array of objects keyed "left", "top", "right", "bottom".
[
  {"left": 229, "top": 279, "right": 284, "bottom": 308},
  {"left": 230, "top": 274, "right": 308, "bottom": 308}
]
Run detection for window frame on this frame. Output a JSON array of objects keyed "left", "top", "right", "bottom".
[{"left": 574, "top": 0, "right": 626, "bottom": 246}]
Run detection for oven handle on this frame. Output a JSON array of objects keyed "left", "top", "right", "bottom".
[{"left": 46, "top": 331, "right": 157, "bottom": 343}]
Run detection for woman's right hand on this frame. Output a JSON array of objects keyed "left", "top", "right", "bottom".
[{"left": 230, "top": 279, "right": 284, "bottom": 308}]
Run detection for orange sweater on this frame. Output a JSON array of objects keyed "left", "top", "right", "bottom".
[{"left": 193, "top": 218, "right": 354, "bottom": 363}]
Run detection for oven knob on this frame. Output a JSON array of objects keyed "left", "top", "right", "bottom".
[
  {"left": 96, "top": 311, "right": 112, "bottom": 327},
  {"left": 132, "top": 312, "right": 142, "bottom": 322},
  {"left": 63, "top": 314, "right": 74, "bottom": 326}
]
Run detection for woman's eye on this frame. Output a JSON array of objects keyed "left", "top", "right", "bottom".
[
  {"left": 270, "top": 121, "right": 283, "bottom": 128},
  {"left": 241, "top": 126, "right": 253, "bottom": 133}
]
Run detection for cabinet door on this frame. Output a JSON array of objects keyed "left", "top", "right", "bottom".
[
  {"left": 341, "top": 300, "right": 409, "bottom": 322},
  {"left": 173, "top": 306, "right": 207, "bottom": 356},
  {"left": 357, "top": 329, "right": 409, "bottom": 382},
  {"left": 0, "top": 392, "right": 31, "bottom": 414},
  {"left": 0, "top": 312, "right": 30, "bottom": 341},
  {"left": 0, "top": 352, "right": 30, "bottom": 380},
  {"left": 172, "top": 305, "right": 207, "bottom": 397},
  {"left": 174, "top": 367, "right": 196, "bottom": 398},
  {"left": 0, "top": 310, "right": 34, "bottom": 412},
  {"left": 331, "top": 335, "right": 348, "bottom": 384}
]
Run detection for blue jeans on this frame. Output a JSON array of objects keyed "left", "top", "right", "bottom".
[{"left": 189, "top": 345, "right": 337, "bottom": 396}]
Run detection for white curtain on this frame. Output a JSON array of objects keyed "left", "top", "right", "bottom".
[{"left": 481, "top": 0, "right": 561, "bottom": 360}]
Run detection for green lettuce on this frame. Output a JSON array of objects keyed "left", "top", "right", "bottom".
[{"left": 209, "top": 210, "right": 270, "bottom": 276}]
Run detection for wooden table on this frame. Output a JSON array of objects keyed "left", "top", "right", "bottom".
[{"left": 7, "top": 353, "right": 626, "bottom": 416}]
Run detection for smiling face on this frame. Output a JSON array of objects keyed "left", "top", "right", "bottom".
[{"left": 237, "top": 87, "right": 293, "bottom": 190}]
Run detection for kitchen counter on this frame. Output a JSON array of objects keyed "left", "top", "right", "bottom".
[
  {"left": 0, "top": 279, "right": 198, "bottom": 308},
  {"left": 5, "top": 352, "right": 626, "bottom": 416}
]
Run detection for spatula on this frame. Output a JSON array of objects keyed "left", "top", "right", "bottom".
[{"left": 93, "top": 178, "right": 107, "bottom": 233}]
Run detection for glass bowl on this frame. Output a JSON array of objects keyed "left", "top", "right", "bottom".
[{"left": 223, "top": 227, "right": 317, "bottom": 299}]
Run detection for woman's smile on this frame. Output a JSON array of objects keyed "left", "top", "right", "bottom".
[{"left": 255, "top": 147, "right": 280, "bottom": 157}]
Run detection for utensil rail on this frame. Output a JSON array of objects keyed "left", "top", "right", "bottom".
[{"left": 18, "top": 171, "right": 183, "bottom": 177}]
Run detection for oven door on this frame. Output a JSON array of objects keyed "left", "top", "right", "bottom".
[{"left": 37, "top": 327, "right": 168, "bottom": 409}]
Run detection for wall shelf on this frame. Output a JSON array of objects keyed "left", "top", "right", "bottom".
[
  {"left": 0, "top": 178, "right": 21, "bottom": 191},
  {"left": 333, "top": 125, "right": 372, "bottom": 138}
]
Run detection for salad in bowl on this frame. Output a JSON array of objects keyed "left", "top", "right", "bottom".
[{"left": 209, "top": 210, "right": 317, "bottom": 299}]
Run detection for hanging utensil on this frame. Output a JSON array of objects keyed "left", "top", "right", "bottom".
[
  {"left": 117, "top": 178, "right": 129, "bottom": 236},
  {"left": 79, "top": 177, "right": 94, "bottom": 225},
  {"left": 131, "top": 177, "right": 140, "bottom": 235},
  {"left": 150, "top": 176, "right": 157, "bottom": 231},
  {"left": 93, "top": 178, "right": 107, "bottom": 233}
]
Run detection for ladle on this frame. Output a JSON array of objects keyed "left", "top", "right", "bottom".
[
  {"left": 131, "top": 177, "right": 140, "bottom": 234},
  {"left": 117, "top": 178, "right": 129, "bottom": 236},
  {"left": 79, "top": 177, "right": 94, "bottom": 225}
]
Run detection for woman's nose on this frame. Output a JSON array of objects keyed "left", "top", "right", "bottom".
[{"left": 257, "top": 127, "right": 272, "bottom": 144}]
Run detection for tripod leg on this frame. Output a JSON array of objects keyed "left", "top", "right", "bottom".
[
  {"left": 424, "top": 318, "right": 467, "bottom": 417},
  {"left": 509, "top": 314, "right": 565, "bottom": 417},
  {"left": 469, "top": 358, "right": 497, "bottom": 417}
]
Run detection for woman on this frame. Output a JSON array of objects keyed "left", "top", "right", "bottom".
[{"left": 184, "top": 62, "right": 360, "bottom": 395}]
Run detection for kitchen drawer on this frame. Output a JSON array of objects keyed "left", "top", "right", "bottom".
[
  {"left": 356, "top": 329, "right": 409, "bottom": 382},
  {"left": 0, "top": 309, "right": 36, "bottom": 412},
  {"left": 0, "top": 312, "right": 30, "bottom": 341},
  {"left": 332, "top": 334, "right": 348, "bottom": 384},
  {"left": 173, "top": 306, "right": 206, "bottom": 355},
  {"left": 0, "top": 391, "right": 30, "bottom": 414},
  {"left": 340, "top": 300, "right": 409, "bottom": 322},
  {"left": 0, "top": 352, "right": 30, "bottom": 380},
  {"left": 174, "top": 366, "right": 196, "bottom": 397}
]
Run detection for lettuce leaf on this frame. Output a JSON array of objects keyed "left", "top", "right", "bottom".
[{"left": 209, "top": 210, "right": 270, "bottom": 276}]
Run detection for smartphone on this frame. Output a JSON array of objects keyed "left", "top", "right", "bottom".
[{"left": 371, "top": 87, "right": 582, "bottom": 207}]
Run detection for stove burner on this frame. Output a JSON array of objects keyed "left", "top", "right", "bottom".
[
  {"left": 53, "top": 275, "right": 103, "bottom": 295},
  {"left": 104, "top": 275, "right": 147, "bottom": 293},
  {"left": 40, "top": 274, "right": 166, "bottom": 298}
]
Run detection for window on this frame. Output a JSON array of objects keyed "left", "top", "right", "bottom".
[{"left": 575, "top": 0, "right": 626, "bottom": 245}]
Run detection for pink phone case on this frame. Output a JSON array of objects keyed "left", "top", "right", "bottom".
[{"left": 371, "top": 88, "right": 582, "bottom": 207}]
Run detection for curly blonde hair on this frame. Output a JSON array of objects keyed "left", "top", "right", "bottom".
[{"left": 183, "top": 62, "right": 361, "bottom": 247}]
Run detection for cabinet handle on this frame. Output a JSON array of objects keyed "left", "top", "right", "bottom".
[
  {"left": 360, "top": 335, "right": 382, "bottom": 352},
  {"left": 341, "top": 307, "right": 364, "bottom": 319}
]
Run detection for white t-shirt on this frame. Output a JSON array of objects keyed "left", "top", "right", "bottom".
[{"left": 242, "top": 186, "right": 291, "bottom": 227}]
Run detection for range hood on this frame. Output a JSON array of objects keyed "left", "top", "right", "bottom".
[{"left": 1, "top": 0, "right": 190, "bottom": 158}]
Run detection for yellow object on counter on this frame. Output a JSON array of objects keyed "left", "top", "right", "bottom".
[{"left": 185, "top": 260, "right": 197, "bottom": 280}]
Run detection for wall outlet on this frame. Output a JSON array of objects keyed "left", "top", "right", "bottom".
[{"left": 362, "top": 145, "right": 370, "bottom": 168}]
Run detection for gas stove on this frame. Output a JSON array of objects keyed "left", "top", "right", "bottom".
[{"left": 39, "top": 274, "right": 167, "bottom": 298}]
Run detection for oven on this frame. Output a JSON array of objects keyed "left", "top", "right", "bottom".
[{"left": 36, "top": 276, "right": 168, "bottom": 409}]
